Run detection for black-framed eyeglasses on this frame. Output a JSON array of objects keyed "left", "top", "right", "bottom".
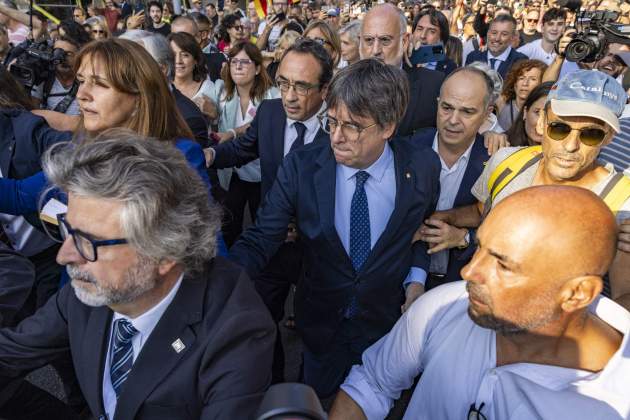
[
  {"left": 318, "top": 114, "right": 377, "bottom": 142},
  {"left": 275, "top": 77, "right": 320, "bottom": 96},
  {"left": 57, "top": 213, "right": 128, "bottom": 262},
  {"left": 546, "top": 121, "right": 607, "bottom": 147}
]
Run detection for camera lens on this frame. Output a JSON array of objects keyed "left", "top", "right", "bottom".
[{"left": 565, "top": 35, "right": 602, "bottom": 62}]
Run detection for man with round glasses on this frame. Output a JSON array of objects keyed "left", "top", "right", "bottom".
[
  {"left": 229, "top": 58, "right": 440, "bottom": 398},
  {"left": 415, "top": 69, "right": 630, "bottom": 310}
]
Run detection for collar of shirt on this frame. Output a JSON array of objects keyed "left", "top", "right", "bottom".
[
  {"left": 432, "top": 132, "right": 474, "bottom": 173},
  {"left": 488, "top": 46, "right": 512, "bottom": 63},
  {"left": 111, "top": 273, "right": 184, "bottom": 349},
  {"left": 338, "top": 141, "right": 393, "bottom": 184}
]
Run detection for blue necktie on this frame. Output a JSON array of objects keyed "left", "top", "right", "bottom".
[
  {"left": 346, "top": 171, "right": 370, "bottom": 318},
  {"left": 489, "top": 58, "right": 498, "bottom": 70},
  {"left": 289, "top": 122, "right": 307, "bottom": 152},
  {"left": 110, "top": 318, "right": 138, "bottom": 398}
]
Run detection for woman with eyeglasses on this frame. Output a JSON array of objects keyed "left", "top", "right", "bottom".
[
  {"left": 168, "top": 31, "right": 219, "bottom": 121},
  {"left": 85, "top": 15, "right": 110, "bottom": 40},
  {"left": 218, "top": 13, "right": 249, "bottom": 53},
  {"left": 205, "top": 41, "right": 279, "bottom": 246},
  {"left": 303, "top": 19, "right": 341, "bottom": 68}
]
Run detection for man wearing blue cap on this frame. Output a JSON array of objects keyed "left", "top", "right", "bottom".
[{"left": 414, "top": 69, "right": 630, "bottom": 310}]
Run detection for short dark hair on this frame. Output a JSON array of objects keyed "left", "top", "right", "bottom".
[
  {"left": 148, "top": 0, "right": 162, "bottom": 11},
  {"left": 57, "top": 19, "right": 91, "bottom": 46},
  {"left": 167, "top": 32, "right": 208, "bottom": 82},
  {"left": 542, "top": 7, "right": 567, "bottom": 24},
  {"left": 412, "top": 8, "right": 449, "bottom": 44},
  {"left": 490, "top": 14, "right": 517, "bottom": 33},
  {"left": 280, "top": 37, "right": 334, "bottom": 87},
  {"left": 326, "top": 58, "right": 409, "bottom": 129}
]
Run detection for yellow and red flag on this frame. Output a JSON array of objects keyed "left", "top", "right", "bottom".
[{"left": 253, "top": 0, "right": 299, "bottom": 18}]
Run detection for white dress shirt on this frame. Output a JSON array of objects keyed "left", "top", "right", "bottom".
[
  {"left": 102, "top": 274, "right": 183, "bottom": 419},
  {"left": 517, "top": 38, "right": 557, "bottom": 66},
  {"left": 487, "top": 46, "right": 512, "bottom": 71},
  {"left": 429, "top": 134, "right": 474, "bottom": 274},
  {"left": 341, "top": 281, "right": 630, "bottom": 419},
  {"left": 283, "top": 103, "right": 326, "bottom": 156},
  {"left": 334, "top": 143, "right": 427, "bottom": 286}
]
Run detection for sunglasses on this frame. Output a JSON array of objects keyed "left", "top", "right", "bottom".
[
  {"left": 546, "top": 121, "right": 607, "bottom": 146},
  {"left": 231, "top": 25, "right": 245, "bottom": 31},
  {"left": 526, "top": 18, "right": 538, "bottom": 22},
  {"left": 92, "top": 29, "right": 105, "bottom": 34}
]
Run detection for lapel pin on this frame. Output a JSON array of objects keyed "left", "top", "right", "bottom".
[
  {"left": 405, "top": 172, "right": 411, "bottom": 179},
  {"left": 172, "top": 338, "right": 186, "bottom": 353}
]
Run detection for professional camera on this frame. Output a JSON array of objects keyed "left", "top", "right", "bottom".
[
  {"left": 8, "top": 40, "right": 67, "bottom": 90},
  {"left": 565, "top": 10, "right": 630, "bottom": 62}
]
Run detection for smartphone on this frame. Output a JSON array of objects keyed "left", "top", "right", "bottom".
[
  {"left": 275, "top": 11, "right": 286, "bottom": 21},
  {"left": 410, "top": 44, "right": 446, "bottom": 65}
]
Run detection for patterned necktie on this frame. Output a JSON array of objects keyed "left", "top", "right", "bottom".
[
  {"left": 346, "top": 171, "right": 371, "bottom": 319},
  {"left": 489, "top": 58, "right": 498, "bottom": 71},
  {"left": 289, "top": 122, "right": 307, "bottom": 153},
  {"left": 110, "top": 318, "right": 138, "bottom": 398}
]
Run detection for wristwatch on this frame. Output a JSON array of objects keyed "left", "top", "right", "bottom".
[{"left": 457, "top": 230, "right": 470, "bottom": 250}]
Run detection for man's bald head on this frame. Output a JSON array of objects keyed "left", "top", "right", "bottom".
[
  {"left": 359, "top": 4, "right": 408, "bottom": 66},
  {"left": 487, "top": 186, "right": 617, "bottom": 278},
  {"left": 463, "top": 186, "right": 617, "bottom": 335}
]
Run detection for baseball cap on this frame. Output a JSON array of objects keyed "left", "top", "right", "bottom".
[
  {"left": 326, "top": 8, "right": 338, "bottom": 16},
  {"left": 547, "top": 69, "right": 627, "bottom": 133}
]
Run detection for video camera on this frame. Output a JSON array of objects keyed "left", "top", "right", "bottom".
[
  {"left": 8, "top": 40, "right": 67, "bottom": 90},
  {"left": 558, "top": 0, "right": 630, "bottom": 62}
]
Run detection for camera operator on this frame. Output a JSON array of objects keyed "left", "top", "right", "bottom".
[
  {"left": 30, "top": 35, "right": 85, "bottom": 116},
  {"left": 543, "top": 28, "right": 630, "bottom": 82}
]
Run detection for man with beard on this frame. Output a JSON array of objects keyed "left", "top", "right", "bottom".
[
  {"left": 0, "top": 132, "right": 275, "bottom": 420},
  {"left": 31, "top": 35, "right": 85, "bottom": 115},
  {"left": 330, "top": 185, "right": 630, "bottom": 419},
  {"left": 146, "top": 0, "right": 170, "bottom": 37}
]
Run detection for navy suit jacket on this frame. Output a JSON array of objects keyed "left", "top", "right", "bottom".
[
  {"left": 398, "top": 66, "right": 445, "bottom": 137},
  {"left": 229, "top": 138, "right": 441, "bottom": 353},
  {"left": 172, "top": 86, "right": 210, "bottom": 148},
  {"left": 411, "top": 128, "right": 488, "bottom": 284},
  {"left": 0, "top": 257, "right": 275, "bottom": 420},
  {"left": 435, "top": 58, "right": 458, "bottom": 76},
  {"left": 465, "top": 48, "right": 528, "bottom": 80},
  {"left": 211, "top": 98, "right": 329, "bottom": 200}
]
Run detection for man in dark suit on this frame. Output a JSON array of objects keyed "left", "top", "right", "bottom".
[
  {"left": 0, "top": 134, "right": 275, "bottom": 420},
  {"left": 465, "top": 14, "right": 528, "bottom": 79},
  {"left": 359, "top": 4, "right": 445, "bottom": 137},
  {"left": 412, "top": 67, "right": 494, "bottom": 289},
  {"left": 204, "top": 39, "right": 333, "bottom": 382},
  {"left": 230, "top": 59, "right": 441, "bottom": 398}
]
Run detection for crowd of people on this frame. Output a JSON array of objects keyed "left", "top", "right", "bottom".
[{"left": 0, "top": 0, "right": 630, "bottom": 418}]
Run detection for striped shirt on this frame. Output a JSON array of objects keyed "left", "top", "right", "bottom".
[{"left": 600, "top": 116, "right": 630, "bottom": 176}]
